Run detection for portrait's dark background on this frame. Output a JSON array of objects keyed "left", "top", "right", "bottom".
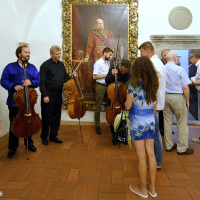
[
  {"left": 72, "top": 5, "right": 128, "bottom": 101},
  {"left": 72, "top": 4, "right": 128, "bottom": 59}
]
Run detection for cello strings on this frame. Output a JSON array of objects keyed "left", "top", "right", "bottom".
[{"left": 71, "top": 58, "right": 84, "bottom": 76}]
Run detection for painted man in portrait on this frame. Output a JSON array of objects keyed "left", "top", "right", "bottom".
[{"left": 85, "top": 19, "right": 114, "bottom": 62}]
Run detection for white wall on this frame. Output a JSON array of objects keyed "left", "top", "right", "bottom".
[
  {"left": 138, "top": 0, "right": 198, "bottom": 46},
  {"left": 0, "top": 0, "right": 199, "bottom": 136},
  {"left": 0, "top": 0, "right": 19, "bottom": 137}
]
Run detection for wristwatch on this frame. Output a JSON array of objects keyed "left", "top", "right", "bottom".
[{"left": 192, "top": 82, "right": 195, "bottom": 86}]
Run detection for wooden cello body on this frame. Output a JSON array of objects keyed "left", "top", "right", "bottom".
[
  {"left": 64, "top": 78, "right": 86, "bottom": 119},
  {"left": 11, "top": 60, "right": 41, "bottom": 138},
  {"left": 106, "top": 82, "right": 126, "bottom": 125},
  {"left": 11, "top": 88, "right": 42, "bottom": 137},
  {"left": 106, "top": 35, "right": 126, "bottom": 125},
  {"left": 64, "top": 56, "right": 86, "bottom": 119}
]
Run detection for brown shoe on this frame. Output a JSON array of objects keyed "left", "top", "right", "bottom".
[
  {"left": 177, "top": 148, "right": 194, "bottom": 155},
  {"left": 166, "top": 143, "right": 177, "bottom": 152}
]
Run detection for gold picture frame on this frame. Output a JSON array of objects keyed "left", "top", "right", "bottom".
[{"left": 62, "top": 0, "right": 138, "bottom": 110}]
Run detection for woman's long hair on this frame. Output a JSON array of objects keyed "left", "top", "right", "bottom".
[{"left": 126, "top": 56, "right": 159, "bottom": 105}]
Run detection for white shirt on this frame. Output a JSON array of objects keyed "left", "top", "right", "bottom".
[
  {"left": 165, "top": 61, "right": 191, "bottom": 93},
  {"left": 93, "top": 57, "right": 110, "bottom": 84},
  {"left": 190, "top": 60, "right": 200, "bottom": 91},
  {"left": 150, "top": 55, "right": 166, "bottom": 110}
]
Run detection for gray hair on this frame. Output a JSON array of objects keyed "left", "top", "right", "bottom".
[
  {"left": 161, "top": 49, "right": 170, "bottom": 57},
  {"left": 50, "top": 45, "right": 61, "bottom": 54},
  {"left": 189, "top": 50, "right": 200, "bottom": 59}
]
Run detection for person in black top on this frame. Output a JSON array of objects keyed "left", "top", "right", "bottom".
[
  {"left": 105, "top": 59, "right": 131, "bottom": 144},
  {"left": 39, "top": 45, "right": 70, "bottom": 145}
]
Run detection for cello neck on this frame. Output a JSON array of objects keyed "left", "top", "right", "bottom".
[
  {"left": 23, "top": 63, "right": 31, "bottom": 109},
  {"left": 114, "top": 61, "right": 119, "bottom": 107},
  {"left": 114, "top": 35, "right": 120, "bottom": 108},
  {"left": 70, "top": 64, "right": 84, "bottom": 99}
]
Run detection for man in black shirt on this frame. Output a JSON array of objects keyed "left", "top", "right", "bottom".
[
  {"left": 105, "top": 59, "right": 131, "bottom": 144},
  {"left": 39, "top": 45, "right": 70, "bottom": 145}
]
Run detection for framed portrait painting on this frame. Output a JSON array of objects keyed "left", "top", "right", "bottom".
[{"left": 62, "top": 0, "right": 138, "bottom": 111}]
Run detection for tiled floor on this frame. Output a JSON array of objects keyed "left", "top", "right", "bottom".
[{"left": 0, "top": 123, "right": 200, "bottom": 199}]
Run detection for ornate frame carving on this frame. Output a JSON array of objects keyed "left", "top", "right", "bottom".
[{"left": 62, "top": 0, "right": 138, "bottom": 110}]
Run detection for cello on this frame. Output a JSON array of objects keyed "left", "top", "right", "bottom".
[
  {"left": 106, "top": 36, "right": 126, "bottom": 125},
  {"left": 11, "top": 59, "right": 41, "bottom": 157},
  {"left": 64, "top": 56, "right": 86, "bottom": 119}
]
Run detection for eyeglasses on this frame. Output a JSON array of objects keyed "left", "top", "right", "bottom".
[{"left": 189, "top": 56, "right": 193, "bottom": 60}]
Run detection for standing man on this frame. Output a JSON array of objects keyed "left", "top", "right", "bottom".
[
  {"left": 188, "top": 50, "right": 200, "bottom": 143},
  {"left": 93, "top": 47, "right": 113, "bottom": 135},
  {"left": 159, "top": 49, "right": 170, "bottom": 136},
  {"left": 1, "top": 45, "right": 40, "bottom": 158},
  {"left": 85, "top": 19, "right": 114, "bottom": 62},
  {"left": 105, "top": 59, "right": 131, "bottom": 144},
  {"left": 39, "top": 45, "right": 70, "bottom": 145},
  {"left": 139, "top": 41, "right": 166, "bottom": 170},
  {"left": 189, "top": 50, "right": 200, "bottom": 89},
  {"left": 164, "top": 51, "right": 193, "bottom": 155}
]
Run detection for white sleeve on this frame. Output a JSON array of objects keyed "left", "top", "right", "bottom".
[{"left": 93, "top": 62, "right": 99, "bottom": 75}]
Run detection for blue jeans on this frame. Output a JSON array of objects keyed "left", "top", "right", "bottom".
[{"left": 154, "top": 110, "right": 163, "bottom": 167}]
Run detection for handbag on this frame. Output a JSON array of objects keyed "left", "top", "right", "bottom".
[{"left": 114, "top": 109, "right": 128, "bottom": 144}]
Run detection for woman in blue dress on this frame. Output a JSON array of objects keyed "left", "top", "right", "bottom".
[{"left": 125, "top": 56, "right": 159, "bottom": 198}]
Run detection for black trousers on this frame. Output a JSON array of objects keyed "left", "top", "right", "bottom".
[
  {"left": 159, "top": 110, "right": 164, "bottom": 135},
  {"left": 8, "top": 106, "right": 33, "bottom": 150},
  {"left": 40, "top": 92, "right": 62, "bottom": 139}
]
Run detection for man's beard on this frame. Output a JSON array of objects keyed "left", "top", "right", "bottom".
[
  {"left": 105, "top": 56, "right": 110, "bottom": 61},
  {"left": 20, "top": 55, "right": 29, "bottom": 62}
]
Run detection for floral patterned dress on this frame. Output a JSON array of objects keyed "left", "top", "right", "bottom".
[{"left": 127, "top": 81, "right": 156, "bottom": 140}]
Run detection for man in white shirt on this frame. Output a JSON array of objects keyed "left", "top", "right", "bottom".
[
  {"left": 188, "top": 50, "right": 200, "bottom": 90},
  {"left": 160, "top": 49, "right": 170, "bottom": 136},
  {"left": 139, "top": 41, "right": 166, "bottom": 170},
  {"left": 93, "top": 47, "right": 113, "bottom": 135}
]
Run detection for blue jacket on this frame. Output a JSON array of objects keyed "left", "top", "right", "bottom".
[{"left": 1, "top": 60, "right": 40, "bottom": 107}]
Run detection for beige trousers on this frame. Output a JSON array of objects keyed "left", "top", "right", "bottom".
[{"left": 163, "top": 94, "right": 188, "bottom": 153}]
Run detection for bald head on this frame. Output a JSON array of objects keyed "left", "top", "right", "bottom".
[{"left": 166, "top": 51, "right": 178, "bottom": 64}]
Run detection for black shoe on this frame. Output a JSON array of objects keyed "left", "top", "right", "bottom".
[
  {"left": 28, "top": 145, "right": 37, "bottom": 152},
  {"left": 112, "top": 139, "right": 118, "bottom": 145},
  {"left": 177, "top": 148, "right": 194, "bottom": 155},
  {"left": 7, "top": 149, "right": 16, "bottom": 158},
  {"left": 95, "top": 127, "right": 101, "bottom": 135},
  {"left": 49, "top": 137, "right": 62, "bottom": 143},
  {"left": 166, "top": 143, "right": 177, "bottom": 152},
  {"left": 42, "top": 138, "right": 49, "bottom": 145}
]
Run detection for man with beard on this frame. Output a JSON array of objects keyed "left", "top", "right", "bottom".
[
  {"left": 1, "top": 45, "right": 40, "bottom": 158},
  {"left": 93, "top": 47, "right": 113, "bottom": 135},
  {"left": 85, "top": 19, "right": 114, "bottom": 62}
]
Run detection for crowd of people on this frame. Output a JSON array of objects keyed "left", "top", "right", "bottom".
[
  {"left": 0, "top": 42, "right": 199, "bottom": 198},
  {"left": 93, "top": 42, "right": 198, "bottom": 198}
]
